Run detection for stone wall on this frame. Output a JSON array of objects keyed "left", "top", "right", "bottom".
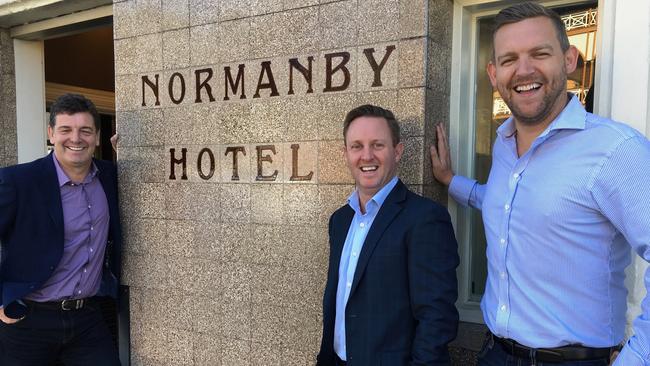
[
  {"left": 0, "top": 28, "right": 17, "bottom": 168},
  {"left": 114, "top": 0, "right": 457, "bottom": 364}
]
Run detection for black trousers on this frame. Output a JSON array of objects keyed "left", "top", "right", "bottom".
[{"left": 0, "top": 299, "right": 120, "bottom": 366}]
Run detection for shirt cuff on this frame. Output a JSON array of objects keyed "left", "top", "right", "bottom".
[
  {"left": 613, "top": 344, "right": 648, "bottom": 366},
  {"left": 448, "top": 175, "right": 477, "bottom": 207}
]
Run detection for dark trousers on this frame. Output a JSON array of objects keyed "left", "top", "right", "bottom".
[
  {"left": 0, "top": 300, "right": 120, "bottom": 366},
  {"left": 477, "top": 335, "right": 609, "bottom": 366}
]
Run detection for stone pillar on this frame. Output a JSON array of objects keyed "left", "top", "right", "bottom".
[
  {"left": 113, "top": 0, "right": 453, "bottom": 364},
  {"left": 0, "top": 29, "right": 17, "bottom": 168}
]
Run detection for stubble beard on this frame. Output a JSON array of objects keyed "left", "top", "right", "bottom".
[{"left": 502, "top": 69, "right": 568, "bottom": 127}]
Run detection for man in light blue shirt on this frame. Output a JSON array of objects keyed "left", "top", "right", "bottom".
[
  {"left": 317, "top": 105, "right": 459, "bottom": 365},
  {"left": 431, "top": 3, "right": 650, "bottom": 366}
]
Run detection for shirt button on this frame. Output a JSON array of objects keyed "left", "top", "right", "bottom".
[
  {"left": 78, "top": 290, "right": 82, "bottom": 294},
  {"left": 500, "top": 305, "right": 507, "bottom": 312},
  {"left": 359, "top": 222, "right": 365, "bottom": 228},
  {"left": 352, "top": 252, "right": 357, "bottom": 257},
  {"left": 90, "top": 248, "right": 94, "bottom": 253},
  {"left": 513, "top": 173, "right": 519, "bottom": 179},
  {"left": 346, "top": 282, "right": 352, "bottom": 288},
  {"left": 504, "top": 204, "right": 510, "bottom": 211},
  {"left": 83, "top": 268, "right": 87, "bottom": 273},
  {"left": 500, "top": 238, "right": 506, "bottom": 244},
  {"left": 90, "top": 226, "right": 94, "bottom": 231},
  {"left": 500, "top": 272, "right": 506, "bottom": 279},
  {"left": 88, "top": 205, "right": 92, "bottom": 209}
]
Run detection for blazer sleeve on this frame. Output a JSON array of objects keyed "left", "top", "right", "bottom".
[
  {"left": 0, "top": 168, "right": 17, "bottom": 247},
  {"left": 0, "top": 168, "right": 18, "bottom": 305},
  {"left": 408, "top": 204, "right": 459, "bottom": 365},
  {"left": 316, "top": 213, "right": 339, "bottom": 366}
]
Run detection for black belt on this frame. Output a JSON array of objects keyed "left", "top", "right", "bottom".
[
  {"left": 24, "top": 297, "right": 96, "bottom": 311},
  {"left": 334, "top": 354, "right": 347, "bottom": 366},
  {"left": 492, "top": 334, "right": 617, "bottom": 362}
]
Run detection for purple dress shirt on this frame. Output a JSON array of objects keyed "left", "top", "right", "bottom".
[{"left": 25, "top": 154, "right": 110, "bottom": 302}]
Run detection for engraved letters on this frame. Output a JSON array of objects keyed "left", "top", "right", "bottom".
[
  {"left": 155, "top": 47, "right": 393, "bottom": 183},
  {"left": 170, "top": 144, "right": 313, "bottom": 182},
  {"left": 141, "top": 45, "right": 396, "bottom": 107}
]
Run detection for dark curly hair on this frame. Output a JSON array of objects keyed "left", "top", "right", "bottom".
[{"left": 49, "top": 93, "right": 100, "bottom": 130}]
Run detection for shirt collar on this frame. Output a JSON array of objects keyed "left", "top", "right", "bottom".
[
  {"left": 347, "top": 176, "right": 399, "bottom": 214},
  {"left": 496, "top": 94, "right": 586, "bottom": 139},
  {"left": 52, "top": 152, "right": 99, "bottom": 187}
]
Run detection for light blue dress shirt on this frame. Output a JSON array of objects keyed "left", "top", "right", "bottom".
[
  {"left": 334, "top": 176, "right": 399, "bottom": 361},
  {"left": 449, "top": 96, "right": 650, "bottom": 366}
]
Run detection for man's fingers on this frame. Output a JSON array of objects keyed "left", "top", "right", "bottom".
[
  {"left": 430, "top": 145, "right": 440, "bottom": 164},
  {"left": 0, "top": 317, "right": 20, "bottom": 324},
  {"left": 110, "top": 133, "right": 119, "bottom": 152},
  {"left": 0, "top": 308, "right": 21, "bottom": 324},
  {"left": 439, "top": 124, "right": 450, "bottom": 152},
  {"left": 435, "top": 124, "right": 450, "bottom": 164}
]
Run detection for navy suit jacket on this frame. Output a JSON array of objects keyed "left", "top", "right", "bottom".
[
  {"left": 0, "top": 153, "right": 122, "bottom": 318},
  {"left": 317, "top": 180, "right": 459, "bottom": 366}
]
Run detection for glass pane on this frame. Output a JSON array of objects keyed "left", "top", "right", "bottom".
[{"left": 469, "top": 4, "right": 598, "bottom": 301}]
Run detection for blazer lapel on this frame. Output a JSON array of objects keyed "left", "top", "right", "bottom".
[
  {"left": 349, "top": 180, "right": 407, "bottom": 297},
  {"left": 96, "top": 160, "right": 117, "bottom": 213},
  {"left": 41, "top": 154, "right": 64, "bottom": 233},
  {"left": 332, "top": 206, "right": 355, "bottom": 274}
]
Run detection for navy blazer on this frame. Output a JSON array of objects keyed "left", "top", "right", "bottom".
[
  {"left": 317, "top": 180, "right": 459, "bottom": 366},
  {"left": 0, "top": 153, "right": 122, "bottom": 318}
]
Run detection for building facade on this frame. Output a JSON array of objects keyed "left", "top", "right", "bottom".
[{"left": 0, "top": 0, "right": 647, "bottom": 365}]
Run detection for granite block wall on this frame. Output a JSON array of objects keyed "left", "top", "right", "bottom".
[
  {"left": 0, "top": 28, "right": 17, "bottom": 168},
  {"left": 114, "top": 0, "right": 461, "bottom": 364}
]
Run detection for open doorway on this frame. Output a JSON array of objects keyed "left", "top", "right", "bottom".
[
  {"left": 8, "top": 5, "right": 125, "bottom": 363},
  {"left": 44, "top": 25, "right": 116, "bottom": 162},
  {"left": 43, "top": 23, "right": 124, "bottom": 366},
  {"left": 45, "top": 26, "right": 120, "bottom": 365}
]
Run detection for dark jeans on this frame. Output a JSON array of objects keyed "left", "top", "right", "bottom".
[
  {"left": 0, "top": 299, "right": 120, "bottom": 366},
  {"left": 477, "top": 335, "right": 609, "bottom": 366}
]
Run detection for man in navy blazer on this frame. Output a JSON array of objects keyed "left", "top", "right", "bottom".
[
  {"left": 317, "top": 105, "right": 459, "bottom": 366},
  {"left": 0, "top": 94, "right": 122, "bottom": 365}
]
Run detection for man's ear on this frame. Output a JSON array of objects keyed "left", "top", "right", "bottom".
[
  {"left": 565, "top": 45, "right": 579, "bottom": 74},
  {"left": 47, "top": 126, "right": 54, "bottom": 144},
  {"left": 394, "top": 142, "right": 404, "bottom": 163},
  {"left": 487, "top": 62, "right": 497, "bottom": 88}
]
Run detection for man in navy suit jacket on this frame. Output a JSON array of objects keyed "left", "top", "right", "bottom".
[
  {"left": 317, "top": 105, "right": 459, "bottom": 366},
  {"left": 0, "top": 94, "right": 122, "bottom": 365}
]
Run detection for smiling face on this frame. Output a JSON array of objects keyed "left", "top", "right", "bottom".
[
  {"left": 344, "top": 116, "right": 404, "bottom": 204},
  {"left": 48, "top": 112, "right": 98, "bottom": 175},
  {"left": 487, "top": 16, "right": 578, "bottom": 128}
]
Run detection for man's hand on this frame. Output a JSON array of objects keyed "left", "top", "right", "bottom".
[
  {"left": 0, "top": 306, "right": 22, "bottom": 325},
  {"left": 110, "top": 133, "right": 119, "bottom": 152},
  {"left": 430, "top": 123, "right": 454, "bottom": 186}
]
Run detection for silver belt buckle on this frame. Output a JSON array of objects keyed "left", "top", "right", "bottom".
[{"left": 61, "top": 299, "right": 85, "bottom": 311}]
